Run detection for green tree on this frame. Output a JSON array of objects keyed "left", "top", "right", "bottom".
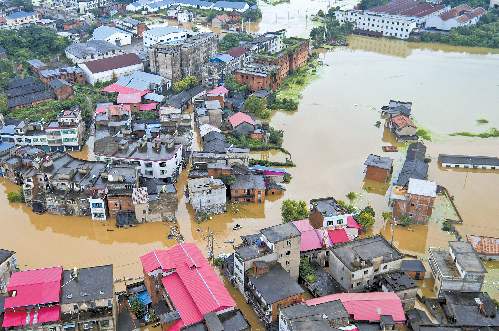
[
  {"left": 346, "top": 191, "right": 357, "bottom": 200},
  {"left": 317, "top": 9, "right": 325, "bottom": 17},
  {"left": 268, "top": 127, "right": 283, "bottom": 147},
  {"left": 219, "top": 33, "right": 254, "bottom": 52},
  {"left": 299, "top": 257, "right": 316, "bottom": 282},
  {"left": 382, "top": 211, "right": 391, "bottom": 220},
  {"left": 359, "top": 0, "right": 387, "bottom": 10},
  {"left": 218, "top": 174, "right": 236, "bottom": 186},
  {"left": 362, "top": 205, "right": 375, "bottom": 218},
  {"left": 356, "top": 212, "right": 374, "bottom": 231},
  {"left": 92, "top": 7, "right": 100, "bottom": 16},
  {"left": 244, "top": 96, "right": 267, "bottom": 118},
  {"left": 129, "top": 297, "right": 145, "bottom": 319},
  {"left": 281, "top": 199, "right": 310, "bottom": 223},
  {"left": 241, "top": 8, "right": 262, "bottom": 22},
  {"left": 224, "top": 74, "right": 247, "bottom": 94},
  {"left": 0, "top": 59, "right": 14, "bottom": 77},
  {"left": 337, "top": 200, "right": 356, "bottom": 214},
  {"left": 137, "top": 110, "right": 158, "bottom": 120},
  {"left": 10, "top": 0, "right": 33, "bottom": 11},
  {"left": 0, "top": 93, "right": 8, "bottom": 115},
  {"left": 399, "top": 214, "right": 413, "bottom": 226}
]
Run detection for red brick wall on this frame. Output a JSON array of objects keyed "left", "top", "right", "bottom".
[
  {"left": 265, "top": 188, "right": 281, "bottom": 196},
  {"left": 230, "top": 188, "right": 265, "bottom": 203},
  {"left": 250, "top": 132, "right": 263, "bottom": 139},
  {"left": 309, "top": 207, "right": 324, "bottom": 229},
  {"left": 107, "top": 196, "right": 134, "bottom": 218},
  {"left": 365, "top": 166, "right": 390, "bottom": 182},
  {"left": 236, "top": 72, "right": 281, "bottom": 92},
  {"left": 254, "top": 54, "right": 289, "bottom": 78},
  {"left": 393, "top": 193, "right": 435, "bottom": 224},
  {"left": 137, "top": 23, "right": 146, "bottom": 37},
  {"left": 53, "top": 85, "right": 74, "bottom": 100},
  {"left": 289, "top": 43, "right": 309, "bottom": 71},
  {"left": 270, "top": 293, "right": 303, "bottom": 323},
  {"left": 207, "top": 168, "right": 231, "bottom": 178},
  {"left": 207, "top": 95, "right": 224, "bottom": 105}
]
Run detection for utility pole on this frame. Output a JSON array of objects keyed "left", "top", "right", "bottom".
[{"left": 207, "top": 227, "right": 214, "bottom": 263}]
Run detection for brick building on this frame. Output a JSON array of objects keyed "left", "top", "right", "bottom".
[
  {"left": 235, "top": 63, "right": 281, "bottom": 92},
  {"left": 63, "top": 19, "right": 84, "bottom": 30},
  {"left": 253, "top": 38, "right": 309, "bottom": 78},
  {"left": 38, "top": 66, "right": 85, "bottom": 85},
  {"left": 48, "top": 78, "right": 74, "bottom": 100},
  {"left": 364, "top": 154, "right": 393, "bottom": 182},
  {"left": 231, "top": 174, "right": 265, "bottom": 203},
  {"left": 149, "top": 32, "right": 219, "bottom": 83},
  {"left": 308, "top": 197, "right": 344, "bottom": 229},
  {"left": 390, "top": 178, "right": 437, "bottom": 224}
]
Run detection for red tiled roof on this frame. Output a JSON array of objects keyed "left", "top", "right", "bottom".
[
  {"left": 292, "top": 220, "right": 322, "bottom": 252},
  {"left": 306, "top": 292, "right": 406, "bottom": 323},
  {"left": 439, "top": 4, "right": 472, "bottom": 21},
  {"left": 5, "top": 267, "right": 63, "bottom": 309},
  {"left": 83, "top": 53, "right": 142, "bottom": 74},
  {"left": 413, "top": 4, "right": 446, "bottom": 17},
  {"left": 122, "top": 103, "right": 158, "bottom": 111},
  {"left": 215, "top": 14, "right": 229, "bottom": 21},
  {"left": 117, "top": 93, "right": 141, "bottom": 104},
  {"left": 208, "top": 86, "right": 229, "bottom": 96},
  {"left": 229, "top": 112, "right": 254, "bottom": 128},
  {"left": 141, "top": 244, "right": 235, "bottom": 328},
  {"left": 391, "top": 115, "right": 415, "bottom": 128},
  {"left": 328, "top": 229, "right": 351, "bottom": 244},
  {"left": 399, "top": 3, "right": 431, "bottom": 16},
  {"left": 226, "top": 47, "right": 248, "bottom": 58},
  {"left": 467, "top": 235, "right": 499, "bottom": 255},
  {"left": 3, "top": 306, "right": 60, "bottom": 328},
  {"left": 101, "top": 83, "right": 150, "bottom": 96},
  {"left": 108, "top": 105, "right": 123, "bottom": 116}
]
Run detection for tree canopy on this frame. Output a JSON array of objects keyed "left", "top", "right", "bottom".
[
  {"left": 0, "top": 26, "right": 71, "bottom": 62},
  {"left": 281, "top": 199, "right": 310, "bottom": 223},
  {"left": 244, "top": 95, "right": 270, "bottom": 119},
  {"left": 224, "top": 74, "right": 247, "bottom": 94},
  {"left": 171, "top": 76, "right": 198, "bottom": 93},
  {"left": 219, "top": 33, "right": 254, "bottom": 52},
  {"left": 309, "top": 19, "right": 353, "bottom": 45}
]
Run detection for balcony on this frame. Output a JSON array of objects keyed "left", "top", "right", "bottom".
[{"left": 61, "top": 306, "right": 113, "bottom": 323}]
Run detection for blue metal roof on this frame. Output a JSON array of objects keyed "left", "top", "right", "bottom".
[
  {"left": 0, "top": 125, "right": 16, "bottom": 135},
  {"left": 126, "top": 79, "right": 150, "bottom": 91},
  {"left": 210, "top": 53, "right": 234, "bottom": 63},
  {"left": 136, "top": 291, "right": 152, "bottom": 306},
  {"left": 182, "top": 0, "right": 214, "bottom": 7},
  {"left": 144, "top": 92, "right": 165, "bottom": 102},
  {"left": 213, "top": 1, "right": 248, "bottom": 10},
  {"left": 6, "top": 11, "right": 37, "bottom": 19},
  {"left": 250, "top": 165, "right": 286, "bottom": 173},
  {"left": 0, "top": 142, "right": 14, "bottom": 153},
  {"left": 144, "top": 26, "right": 186, "bottom": 37},
  {"left": 115, "top": 76, "right": 132, "bottom": 86},
  {"left": 130, "top": 71, "right": 164, "bottom": 85},
  {"left": 91, "top": 26, "right": 131, "bottom": 40}
]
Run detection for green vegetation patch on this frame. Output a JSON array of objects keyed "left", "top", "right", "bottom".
[
  {"left": 477, "top": 119, "right": 489, "bottom": 125},
  {"left": 416, "top": 129, "right": 432, "bottom": 141},
  {"left": 450, "top": 127, "right": 499, "bottom": 138}
]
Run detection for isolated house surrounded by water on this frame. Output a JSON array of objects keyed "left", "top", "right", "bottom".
[
  {"left": 428, "top": 241, "right": 486, "bottom": 297},
  {"left": 390, "top": 178, "right": 436, "bottom": 224},
  {"left": 364, "top": 154, "right": 394, "bottom": 182},
  {"left": 231, "top": 174, "right": 265, "bottom": 203},
  {"left": 438, "top": 154, "right": 499, "bottom": 170},
  {"left": 187, "top": 177, "right": 227, "bottom": 215},
  {"left": 386, "top": 114, "right": 418, "bottom": 142},
  {"left": 309, "top": 197, "right": 344, "bottom": 229}
]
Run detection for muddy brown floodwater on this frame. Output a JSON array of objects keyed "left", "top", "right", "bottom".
[{"left": 1, "top": 27, "right": 499, "bottom": 331}]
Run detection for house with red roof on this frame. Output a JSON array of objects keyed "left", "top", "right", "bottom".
[
  {"left": 211, "top": 14, "right": 230, "bottom": 28},
  {"left": 206, "top": 86, "right": 229, "bottom": 105},
  {"left": 386, "top": 114, "right": 418, "bottom": 142},
  {"left": 306, "top": 292, "right": 406, "bottom": 328},
  {"left": 467, "top": 235, "right": 499, "bottom": 261},
  {"left": 228, "top": 112, "right": 255, "bottom": 135},
  {"left": 140, "top": 243, "right": 236, "bottom": 331},
  {"left": 117, "top": 93, "right": 141, "bottom": 113},
  {"left": 426, "top": 4, "right": 487, "bottom": 30}
]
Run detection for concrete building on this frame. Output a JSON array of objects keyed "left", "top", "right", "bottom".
[
  {"left": 5, "top": 11, "right": 38, "bottom": 25},
  {"left": 142, "top": 26, "right": 188, "bottom": 48},
  {"left": 245, "top": 262, "right": 304, "bottom": 324},
  {"left": 438, "top": 154, "right": 499, "bottom": 170},
  {"left": 279, "top": 300, "right": 350, "bottom": 331},
  {"left": 112, "top": 17, "right": 146, "bottom": 36},
  {"left": 428, "top": 241, "right": 487, "bottom": 297},
  {"left": 149, "top": 32, "right": 219, "bottom": 83},
  {"left": 132, "top": 180, "right": 178, "bottom": 222},
  {"left": 90, "top": 25, "right": 132, "bottom": 46},
  {"left": 376, "top": 270, "right": 418, "bottom": 311},
  {"left": 308, "top": 197, "right": 344, "bottom": 229},
  {"left": 386, "top": 114, "right": 418, "bottom": 142},
  {"left": 0, "top": 249, "right": 15, "bottom": 294},
  {"left": 364, "top": 154, "right": 394, "bottom": 182},
  {"left": 78, "top": 53, "right": 144, "bottom": 85},
  {"left": 426, "top": 4, "right": 487, "bottom": 30},
  {"left": 390, "top": 178, "right": 437, "bottom": 224},
  {"left": 65, "top": 40, "right": 125, "bottom": 64},
  {"left": 328, "top": 234, "right": 404, "bottom": 292},
  {"left": 187, "top": 177, "right": 227, "bottom": 215},
  {"left": 231, "top": 174, "right": 265, "bottom": 203},
  {"left": 234, "top": 222, "right": 301, "bottom": 299}
]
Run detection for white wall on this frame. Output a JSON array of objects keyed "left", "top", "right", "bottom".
[
  {"left": 79, "top": 62, "right": 144, "bottom": 85},
  {"left": 143, "top": 30, "right": 187, "bottom": 47}
]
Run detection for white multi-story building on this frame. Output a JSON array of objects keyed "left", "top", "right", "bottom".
[
  {"left": 336, "top": 10, "right": 418, "bottom": 39},
  {"left": 90, "top": 26, "right": 132, "bottom": 46},
  {"left": 142, "top": 26, "right": 188, "bottom": 48},
  {"left": 5, "top": 11, "right": 38, "bottom": 25},
  {"left": 78, "top": 53, "right": 144, "bottom": 85},
  {"left": 187, "top": 177, "right": 226, "bottom": 214},
  {"left": 426, "top": 4, "right": 487, "bottom": 31}
]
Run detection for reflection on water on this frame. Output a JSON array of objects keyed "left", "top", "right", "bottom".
[{"left": 348, "top": 35, "right": 413, "bottom": 58}]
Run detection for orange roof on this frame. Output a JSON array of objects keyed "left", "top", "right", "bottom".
[
  {"left": 392, "top": 115, "right": 415, "bottom": 128},
  {"left": 467, "top": 235, "right": 499, "bottom": 255},
  {"left": 215, "top": 14, "right": 229, "bottom": 21},
  {"left": 108, "top": 105, "right": 123, "bottom": 116}
]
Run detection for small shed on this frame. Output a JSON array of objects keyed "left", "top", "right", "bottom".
[{"left": 400, "top": 260, "right": 426, "bottom": 280}]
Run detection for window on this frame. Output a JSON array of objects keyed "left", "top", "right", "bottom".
[
  {"left": 285, "top": 261, "right": 290, "bottom": 266},
  {"left": 364, "top": 270, "right": 368, "bottom": 275},
  {"left": 286, "top": 251, "right": 291, "bottom": 256},
  {"left": 357, "top": 282, "right": 361, "bottom": 286},
  {"left": 286, "top": 240, "right": 291, "bottom": 246},
  {"left": 383, "top": 265, "right": 388, "bottom": 270},
  {"left": 337, "top": 219, "right": 343, "bottom": 225},
  {"left": 403, "top": 293, "right": 407, "bottom": 297},
  {"left": 341, "top": 277, "right": 343, "bottom": 280},
  {"left": 101, "top": 320, "right": 110, "bottom": 327},
  {"left": 143, "top": 210, "right": 146, "bottom": 214},
  {"left": 374, "top": 268, "right": 379, "bottom": 273}
]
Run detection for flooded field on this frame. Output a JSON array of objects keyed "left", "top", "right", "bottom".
[{"left": 1, "top": 8, "right": 499, "bottom": 329}]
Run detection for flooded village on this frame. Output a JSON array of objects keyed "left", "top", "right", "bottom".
[{"left": 1, "top": 0, "right": 499, "bottom": 331}]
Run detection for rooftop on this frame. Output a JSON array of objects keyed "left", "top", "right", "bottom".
[
  {"left": 401, "top": 259, "right": 426, "bottom": 273},
  {"left": 443, "top": 291, "right": 499, "bottom": 326},
  {"left": 407, "top": 178, "right": 437, "bottom": 198},
  {"left": 365, "top": 154, "right": 393, "bottom": 170},
  {"left": 280, "top": 300, "right": 349, "bottom": 322},
  {"left": 467, "top": 235, "right": 499, "bottom": 255},
  {"left": 331, "top": 234, "right": 402, "bottom": 271},
  {"left": 438, "top": 154, "right": 499, "bottom": 167},
  {"left": 91, "top": 25, "right": 131, "bottom": 41},
  {"left": 247, "top": 262, "right": 305, "bottom": 304},
  {"left": 311, "top": 197, "right": 343, "bottom": 217},
  {"left": 261, "top": 222, "right": 301, "bottom": 243},
  {"left": 392, "top": 115, "right": 416, "bottom": 128},
  {"left": 82, "top": 53, "right": 142, "bottom": 74},
  {"left": 60, "top": 264, "right": 113, "bottom": 304},
  {"left": 292, "top": 220, "right": 322, "bottom": 251},
  {"left": 449, "top": 241, "right": 487, "bottom": 273},
  {"left": 0, "top": 249, "right": 15, "bottom": 265},
  {"left": 188, "top": 177, "right": 225, "bottom": 193},
  {"left": 144, "top": 26, "right": 187, "bottom": 37},
  {"left": 377, "top": 271, "right": 419, "bottom": 292}
]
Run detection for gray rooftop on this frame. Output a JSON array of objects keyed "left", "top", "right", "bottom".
[
  {"left": 232, "top": 174, "right": 265, "bottom": 190},
  {"left": 0, "top": 249, "right": 15, "bottom": 265},
  {"left": 332, "top": 235, "right": 402, "bottom": 270},
  {"left": 60, "top": 264, "right": 113, "bottom": 304},
  {"left": 449, "top": 241, "right": 487, "bottom": 273},
  {"left": 310, "top": 197, "right": 343, "bottom": 217},
  {"left": 365, "top": 154, "right": 393, "bottom": 170},
  {"left": 401, "top": 260, "right": 426, "bottom": 273},
  {"left": 247, "top": 263, "right": 305, "bottom": 304},
  {"left": 444, "top": 291, "right": 499, "bottom": 326},
  {"left": 439, "top": 154, "right": 499, "bottom": 167},
  {"left": 260, "top": 222, "right": 300, "bottom": 243},
  {"left": 281, "top": 300, "right": 349, "bottom": 321},
  {"left": 378, "top": 270, "right": 418, "bottom": 292}
]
